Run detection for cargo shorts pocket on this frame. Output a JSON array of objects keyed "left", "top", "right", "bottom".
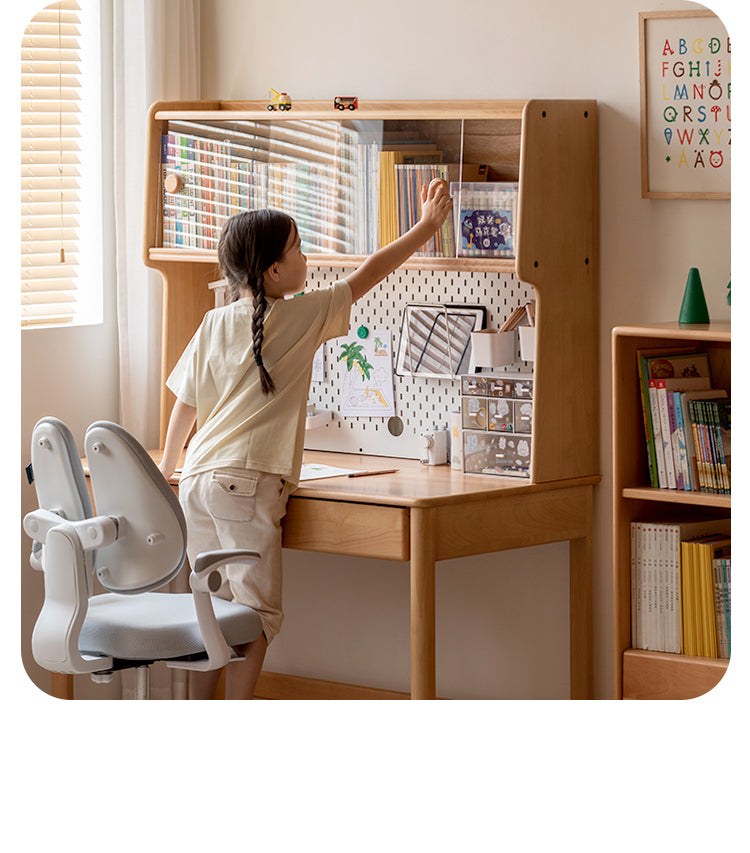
[{"left": 208, "top": 470, "right": 259, "bottom": 522}]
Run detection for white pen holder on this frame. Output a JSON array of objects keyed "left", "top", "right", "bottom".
[
  {"left": 470, "top": 329, "right": 515, "bottom": 368},
  {"left": 519, "top": 325, "right": 536, "bottom": 362}
]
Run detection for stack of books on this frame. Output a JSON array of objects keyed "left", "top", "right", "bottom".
[
  {"left": 630, "top": 519, "right": 730, "bottom": 657},
  {"left": 637, "top": 347, "right": 731, "bottom": 493}
]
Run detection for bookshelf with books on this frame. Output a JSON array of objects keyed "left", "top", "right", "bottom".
[
  {"left": 612, "top": 322, "right": 731, "bottom": 699},
  {"left": 143, "top": 99, "right": 598, "bottom": 493}
]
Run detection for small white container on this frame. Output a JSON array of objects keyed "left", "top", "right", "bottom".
[
  {"left": 470, "top": 329, "right": 515, "bottom": 368},
  {"left": 519, "top": 325, "right": 536, "bottom": 362}
]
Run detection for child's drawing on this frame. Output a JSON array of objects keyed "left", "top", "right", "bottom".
[{"left": 338, "top": 329, "right": 395, "bottom": 417}]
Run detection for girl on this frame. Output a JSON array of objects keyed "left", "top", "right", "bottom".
[{"left": 158, "top": 178, "right": 453, "bottom": 699}]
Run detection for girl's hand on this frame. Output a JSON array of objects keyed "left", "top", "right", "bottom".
[
  {"left": 419, "top": 178, "right": 453, "bottom": 231},
  {"left": 346, "top": 178, "right": 453, "bottom": 302}
]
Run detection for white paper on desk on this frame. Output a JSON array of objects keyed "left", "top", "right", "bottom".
[
  {"left": 300, "top": 463, "right": 360, "bottom": 481},
  {"left": 337, "top": 329, "right": 396, "bottom": 418}
]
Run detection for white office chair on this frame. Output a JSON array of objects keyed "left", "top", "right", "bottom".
[{"left": 24, "top": 417, "right": 263, "bottom": 699}]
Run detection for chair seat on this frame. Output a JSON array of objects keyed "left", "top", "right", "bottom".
[{"left": 79, "top": 593, "right": 263, "bottom": 661}]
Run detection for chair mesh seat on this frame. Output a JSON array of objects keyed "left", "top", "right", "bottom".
[{"left": 79, "top": 593, "right": 263, "bottom": 661}]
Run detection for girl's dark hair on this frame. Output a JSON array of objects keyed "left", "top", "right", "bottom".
[{"left": 217, "top": 209, "right": 296, "bottom": 394}]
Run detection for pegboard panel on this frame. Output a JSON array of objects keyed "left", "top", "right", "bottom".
[{"left": 305, "top": 267, "right": 535, "bottom": 458}]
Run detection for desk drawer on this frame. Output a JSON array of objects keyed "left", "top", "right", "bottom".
[{"left": 283, "top": 497, "right": 409, "bottom": 561}]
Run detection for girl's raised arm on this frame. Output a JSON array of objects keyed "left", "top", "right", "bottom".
[{"left": 346, "top": 178, "right": 453, "bottom": 302}]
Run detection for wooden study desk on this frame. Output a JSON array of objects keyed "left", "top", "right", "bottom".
[
  {"left": 283, "top": 452, "right": 596, "bottom": 700},
  {"left": 62, "top": 451, "right": 596, "bottom": 700}
]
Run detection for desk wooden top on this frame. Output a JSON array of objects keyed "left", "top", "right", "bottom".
[{"left": 148, "top": 449, "right": 599, "bottom": 510}]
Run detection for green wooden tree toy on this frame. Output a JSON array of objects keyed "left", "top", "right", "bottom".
[{"left": 678, "top": 267, "right": 710, "bottom": 324}]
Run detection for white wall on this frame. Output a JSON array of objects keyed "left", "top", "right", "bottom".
[{"left": 198, "top": 0, "right": 732, "bottom": 699}]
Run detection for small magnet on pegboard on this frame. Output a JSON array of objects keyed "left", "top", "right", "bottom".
[{"left": 357, "top": 325, "right": 369, "bottom": 339}]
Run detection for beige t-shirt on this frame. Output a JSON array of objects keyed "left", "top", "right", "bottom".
[{"left": 167, "top": 280, "right": 352, "bottom": 485}]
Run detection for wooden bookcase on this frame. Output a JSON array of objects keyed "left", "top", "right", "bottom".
[
  {"left": 142, "top": 99, "right": 599, "bottom": 485},
  {"left": 612, "top": 322, "right": 731, "bottom": 699}
]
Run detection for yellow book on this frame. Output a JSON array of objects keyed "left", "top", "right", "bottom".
[
  {"left": 378, "top": 151, "right": 400, "bottom": 248},
  {"left": 680, "top": 541, "right": 695, "bottom": 655},
  {"left": 682, "top": 535, "right": 730, "bottom": 657}
]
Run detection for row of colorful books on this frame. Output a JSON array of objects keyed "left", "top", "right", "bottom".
[
  {"left": 637, "top": 347, "right": 730, "bottom": 493},
  {"left": 162, "top": 128, "right": 354, "bottom": 253},
  {"left": 631, "top": 518, "right": 730, "bottom": 658}
]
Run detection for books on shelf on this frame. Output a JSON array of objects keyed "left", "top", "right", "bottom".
[
  {"left": 160, "top": 120, "right": 359, "bottom": 254},
  {"left": 636, "top": 347, "right": 730, "bottom": 493},
  {"left": 160, "top": 120, "right": 508, "bottom": 261},
  {"left": 630, "top": 518, "right": 730, "bottom": 657},
  {"left": 712, "top": 553, "right": 731, "bottom": 658},
  {"left": 389, "top": 163, "right": 487, "bottom": 257},
  {"left": 680, "top": 534, "right": 731, "bottom": 658}
]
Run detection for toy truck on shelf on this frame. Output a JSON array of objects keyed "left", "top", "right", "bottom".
[
  {"left": 334, "top": 96, "right": 358, "bottom": 110},
  {"left": 267, "top": 88, "right": 292, "bottom": 111}
]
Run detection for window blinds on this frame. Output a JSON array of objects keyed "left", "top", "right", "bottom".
[{"left": 21, "top": 1, "right": 82, "bottom": 327}]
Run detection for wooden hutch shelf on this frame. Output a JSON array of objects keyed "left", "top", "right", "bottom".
[{"left": 143, "top": 97, "right": 599, "bottom": 490}]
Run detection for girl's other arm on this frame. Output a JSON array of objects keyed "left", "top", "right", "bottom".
[
  {"left": 158, "top": 398, "right": 197, "bottom": 479},
  {"left": 346, "top": 178, "right": 453, "bottom": 302}
]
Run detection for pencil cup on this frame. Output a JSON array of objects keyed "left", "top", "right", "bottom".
[
  {"left": 518, "top": 325, "right": 536, "bottom": 362},
  {"left": 470, "top": 329, "right": 515, "bottom": 368},
  {"left": 678, "top": 267, "right": 710, "bottom": 324}
]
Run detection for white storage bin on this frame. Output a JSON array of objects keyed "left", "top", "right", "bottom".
[
  {"left": 519, "top": 325, "right": 536, "bottom": 361},
  {"left": 470, "top": 329, "right": 515, "bottom": 368}
]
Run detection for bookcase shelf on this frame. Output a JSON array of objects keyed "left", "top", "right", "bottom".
[
  {"left": 621, "top": 486, "right": 731, "bottom": 510},
  {"left": 147, "top": 247, "right": 518, "bottom": 274},
  {"left": 622, "top": 649, "right": 728, "bottom": 700},
  {"left": 143, "top": 98, "right": 598, "bottom": 489},
  {"left": 612, "top": 321, "right": 731, "bottom": 699}
]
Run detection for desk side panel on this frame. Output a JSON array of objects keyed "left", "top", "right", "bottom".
[{"left": 434, "top": 485, "right": 592, "bottom": 560}]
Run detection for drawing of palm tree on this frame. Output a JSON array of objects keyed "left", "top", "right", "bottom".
[{"left": 338, "top": 342, "right": 373, "bottom": 380}]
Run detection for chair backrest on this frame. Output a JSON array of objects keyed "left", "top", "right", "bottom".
[
  {"left": 84, "top": 421, "right": 187, "bottom": 595},
  {"left": 31, "top": 416, "right": 94, "bottom": 523},
  {"left": 29, "top": 417, "right": 96, "bottom": 573}
]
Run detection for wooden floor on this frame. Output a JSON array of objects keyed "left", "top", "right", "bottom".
[{"left": 255, "top": 671, "right": 411, "bottom": 700}]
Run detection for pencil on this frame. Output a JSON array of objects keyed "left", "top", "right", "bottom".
[{"left": 348, "top": 468, "right": 399, "bottom": 478}]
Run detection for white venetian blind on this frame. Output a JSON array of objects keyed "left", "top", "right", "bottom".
[{"left": 21, "top": 0, "right": 82, "bottom": 327}]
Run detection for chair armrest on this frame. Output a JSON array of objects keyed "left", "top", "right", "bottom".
[
  {"left": 30, "top": 522, "right": 113, "bottom": 675},
  {"left": 167, "top": 549, "right": 260, "bottom": 673},
  {"left": 190, "top": 549, "right": 261, "bottom": 593}
]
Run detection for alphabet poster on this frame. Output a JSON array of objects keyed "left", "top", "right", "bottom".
[{"left": 640, "top": 10, "right": 731, "bottom": 198}]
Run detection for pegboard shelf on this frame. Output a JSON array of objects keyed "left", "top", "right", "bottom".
[{"left": 144, "top": 98, "right": 599, "bottom": 485}]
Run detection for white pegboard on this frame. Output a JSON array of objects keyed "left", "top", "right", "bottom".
[{"left": 304, "top": 267, "right": 535, "bottom": 458}]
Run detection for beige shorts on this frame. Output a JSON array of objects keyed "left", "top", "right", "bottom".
[{"left": 179, "top": 467, "right": 293, "bottom": 644}]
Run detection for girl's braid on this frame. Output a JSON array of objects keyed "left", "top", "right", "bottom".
[{"left": 251, "top": 275, "right": 274, "bottom": 394}]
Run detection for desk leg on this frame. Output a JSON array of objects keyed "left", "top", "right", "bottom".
[
  {"left": 51, "top": 673, "right": 74, "bottom": 700},
  {"left": 410, "top": 507, "right": 436, "bottom": 700},
  {"left": 569, "top": 531, "right": 594, "bottom": 699}
]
